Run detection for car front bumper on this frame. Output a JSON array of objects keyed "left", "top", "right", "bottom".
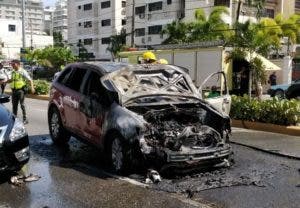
[{"left": 0, "top": 135, "right": 30, "bottom": 172}]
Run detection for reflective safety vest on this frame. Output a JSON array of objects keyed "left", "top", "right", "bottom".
[{"left": 11, "top": 70, "right": 26, "bottom": 90}]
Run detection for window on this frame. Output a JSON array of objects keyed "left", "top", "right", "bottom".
[
  {"left": 135, "top": 28, "right": 145, "bottom": 37},
  {"left": 167, "top": 0, "right": 172, "bottom": 4},
  {"left": 149, "top": 2, "right": 162, "bottom": 12},
  {"left": 135, "top": 6, "right": 145, "bottom": 15},
  {"left": 214, "top": 0, "right": 230, "bottom": 7},
  {"left": 122, "top": 1, "right": 126, "bottom": 8},
  {"left": 101, "top": 37, "right": 110, "bottom": 44},
  {"left": 78, "top": 22, "right": 81, "bottom": 26},
  {"left": 263, "top": 9, "right": 275, "bottom": 18},
  {"left": 148, "top": 25, "right": 162, "bottom": 35},
  {"left": 101, "top": 1, "right": 110, "bottom": 9},
  {"left": 8, "top": 24, "right": 15, "bottom": 32},
  {"left": 83, "top": 3, "right": 92, "bottom": 11},
  {"left": 122, "top": 19, "right": 126, "bottom": 26},
  {"left": 101, "top": 19, "right": 111, "bottom": 27},
  {"left": 78, "top": 5, "right": 81, "bottom": 9},
  {"left": 57, "top": 67, "right": 72, "bottom": 85},
  {"left": 84, "top": 21, "right": 92, "bottom": 28},
  {"left": 84, "top": 38, "right": 93, "bottom": 45},
  {"left": 65, "top": 68, "right": 88, "bottom": 92}
]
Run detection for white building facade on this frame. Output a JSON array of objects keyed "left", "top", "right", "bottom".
[
  {"left": 44, "top": 6, "right": 55, "bottom": 36},
  {"left": 0, "top": 19, "right": 53, "bottom": 59},
  {"left": 53, "top": 0, "right": 68, "bottom": 41},
  {"left": 0, "top": 0, "right": 44, "bottom": 33},
  {"left": 68, "top": 0, "right": 126, "bottom": 59}
]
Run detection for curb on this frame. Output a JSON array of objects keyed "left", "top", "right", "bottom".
[
  {"left": 231, "top": 119, "right": 300, "bottom": 137},
  {"left": 230, "top": 141, "right": 300, "bottom": 160}
]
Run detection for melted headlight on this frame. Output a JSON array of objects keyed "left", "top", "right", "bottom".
[{"left": 9, "top": 118, "right": 27, "bottom": 142}]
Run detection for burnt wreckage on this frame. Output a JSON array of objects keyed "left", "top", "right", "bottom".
[{"left": 101, "top": 64, "right": 232, "bottom": 170}]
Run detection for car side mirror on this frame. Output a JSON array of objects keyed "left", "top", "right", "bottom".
[{"left": 0, "top": 94, "right": 10, "bottom": 103}]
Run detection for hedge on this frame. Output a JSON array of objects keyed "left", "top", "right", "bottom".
[{"left": 230, "top": 95, "right": 300, "bottom": 126}]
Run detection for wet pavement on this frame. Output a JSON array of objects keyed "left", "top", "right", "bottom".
[{"left": 0, "top": 98, "right": 299, "bottom": 208}]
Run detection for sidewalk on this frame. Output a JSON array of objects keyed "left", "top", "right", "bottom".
[{"left": 231, "top": 127, "right": 300, "bottom": 159}]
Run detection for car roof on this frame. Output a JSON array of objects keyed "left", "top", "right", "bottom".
[{"left": 78, "top": 61, "right": 130, "bottom": 73}]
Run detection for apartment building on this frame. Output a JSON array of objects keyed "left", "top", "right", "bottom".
[
  {"left": 68, "top": 0, "right": 126, "bottom": 59},
  {"left": 53, "top": 0, "right": 68, "bottom": 41},
  {"left": 0, "top": 19, "right": 53, "bottom": 59},
  {"left": 44, "top": 6, "right": 54, "bottom": 35},
  {"left": 0, "top": 0, "right": 44, "bottom": 33},
  {"left": 126, "top": 0, "right": 298, "bottom": 47}
]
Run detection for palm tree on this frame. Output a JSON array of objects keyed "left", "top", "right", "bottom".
[
  {"left": 275, "top": 14, "right": 300, "bottom": 54},
  {"left": 161, "top": 21, "right": 191, "bottom": 44},
  {"left": 190, "top": 6, "right": 231, "bottom": 42},
  {"left": 106, "top": 28, "right": 127, "bottom": 61}
]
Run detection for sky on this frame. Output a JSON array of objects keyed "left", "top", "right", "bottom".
[{"left": 43, "top": 0, "right": 56, "bottom": 7}]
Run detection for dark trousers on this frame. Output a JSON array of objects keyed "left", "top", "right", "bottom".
[
  {"left": 12, "top": 89, "right": 27, "bottom": 120},
  {"left": 1, "top": 83, "right": 5, "bottom": 94}
]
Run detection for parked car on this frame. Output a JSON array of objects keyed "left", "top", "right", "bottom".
[
  {"left": 267, "top": 79, "right": 300, "bottom": 99},
  {"left": 286, "top": 80, "right": 300, "bottom": 100},
  {"left": 0, "top": 94, "right": 30, "bottom": 173},
  {"left": 48, "top": 62, "right": 232, "bottom": 173}
]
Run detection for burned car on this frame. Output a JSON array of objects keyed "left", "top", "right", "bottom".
[
  {"left": 0, "top": 94, "right": 30, "bottom": 173},
  {"left": 48, "top": 62, "right": 232, "bottom": 173}
]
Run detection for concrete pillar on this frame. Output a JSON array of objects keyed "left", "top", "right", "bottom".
[{"left": 282, "top": 56, "right": 292, "bottom": 84}]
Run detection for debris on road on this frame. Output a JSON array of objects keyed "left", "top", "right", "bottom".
[
  {"left": 10, "top": 173, "right": 41, "bottom": 186},
  {"left": 145, "top": 169, "right": 162, "bottom": 184}
]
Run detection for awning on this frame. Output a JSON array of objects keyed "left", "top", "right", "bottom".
[{"left": 245, "top": 52, "right": 281, "bottom": 71}]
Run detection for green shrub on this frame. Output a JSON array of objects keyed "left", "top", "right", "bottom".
[
  {"left": 32, "top": 79, "right": 50, "bottom": 95},
  {"left": 230, "top": 95, "right": 300, "bottom": 126}
]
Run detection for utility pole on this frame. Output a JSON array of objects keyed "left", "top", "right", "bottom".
[
  {"left": 21, "top": 0, "right": 26, "bottom": 48},
  {"left": 131, "top": 0, "right": 135, "bottom": 47},
  {"left": 30, "top": 19, "right": 33, "bottom": 50}
]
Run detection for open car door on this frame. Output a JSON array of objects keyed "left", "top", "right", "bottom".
[{"left": 199, "top": 72, "right": 231, "bottom": 115}]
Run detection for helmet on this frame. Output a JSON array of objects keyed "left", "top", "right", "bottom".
[
  {"left": 158, "top": 59, "right": 168, "bottom": 64},
  {"left": 142, "top": 51, "right": 156, "bottom": 61}
]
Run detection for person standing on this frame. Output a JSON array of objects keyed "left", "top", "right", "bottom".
[
  {"left": 268, "top": 72, "right": 277, "bottom": 86},
  {"left": 8, "top": 60, "right": 35, "bottom": 124},
  {"left": 0, "top": 63, "right": 9, "bottom": 94}
]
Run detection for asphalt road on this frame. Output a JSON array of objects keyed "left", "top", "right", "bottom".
[{"left": 0, "top": 98, "right": 299, "bottom": 208}]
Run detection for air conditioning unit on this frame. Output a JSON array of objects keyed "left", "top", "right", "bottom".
[
  {"left": 139, "top": 13, "right": 145, "bottom": 19},
  {"left": 121, "top": 9, "right": 126, "bottom": 15},
  {"left": 148, "top": 36, "right": 152, "bottom": 42},
  {"left": 141, "top": 37, "right": 145, "bottom": 44},
  {"left": 148, "top": 14, "right": 152, "bottom": 20}
]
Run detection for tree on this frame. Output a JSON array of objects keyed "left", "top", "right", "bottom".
[
  {"left": 53, "top": 32, "right": 64, "bottom": 47},
  {"left": 245, "top": 0, "right": 266, "bottom": 20},
  {"left": 25, "top": 46, "right": 77, "bottom": 70},
  {"left": 162, "top": 6, "right": 231, "bottom": 44},
  {"left": 275, "top": 14, "right": 300, "bottom": 54},
  {"left": 161, "top": 21, "right": 191, "bottom": 44},
  {"left": 190, "top": 6, "right": 232, "bottom": 42},
  {"left": 227, "top": 20, "right": 270, "bottom": 98},
  {"left": 106, "top": 28, "right": 127, "bottom": 61}
]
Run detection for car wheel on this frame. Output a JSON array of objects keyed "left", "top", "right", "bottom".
[
  {"left": 274, "top": 89, "right": 284, "bottom": 99},
  {"left": 48, "top": 107, "right": 70, "bottom": 145},
  {"left": 110, "top": 136, "right": 129, "bottom": 174}
]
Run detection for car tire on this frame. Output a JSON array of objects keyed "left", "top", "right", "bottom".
[
  {"left": 48, "top": 107, "right": 70, "bottom": 145},
  {"left": 109, "top": 136, "right": 130, "bottom": 174},
  {"left": 274, "top": 89, "right": 284, "bottom": 99}
]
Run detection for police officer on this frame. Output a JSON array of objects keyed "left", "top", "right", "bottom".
[{"left": 9, "top": 60, "right": 35, "bottom": 124}]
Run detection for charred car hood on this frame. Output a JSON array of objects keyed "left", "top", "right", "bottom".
[{"left": 101, "top": 64, "right": 201, "bottom": 106}]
